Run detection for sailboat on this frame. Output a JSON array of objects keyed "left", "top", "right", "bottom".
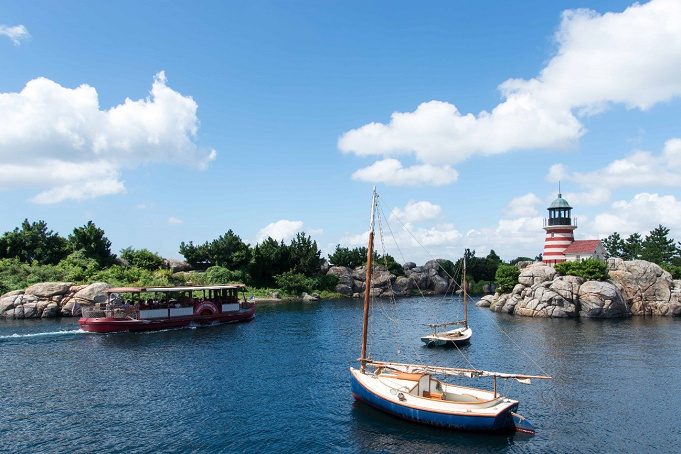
[
  {"left": 349, "top": 187, "right": 551, "bottom": 433},
  {"left": 420, "top": 255, "right": 473, "bottom": 347}
]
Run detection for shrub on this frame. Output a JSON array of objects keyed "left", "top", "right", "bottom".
[
  {"left": 205, "top": 266, "right": 246, "bottom": 284},
  {"left": 495, "top": 264, "right": 520, "bottom": 293},
  {"left": 554, "top": 259, "right": 609, "bottom": 281},
  {"left": 274, "top": 270, "right": 310, "bottom": 295}
]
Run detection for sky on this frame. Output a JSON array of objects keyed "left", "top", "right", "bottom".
[{"left": 1, "top": 0, "right": 680, "bottom": 266}]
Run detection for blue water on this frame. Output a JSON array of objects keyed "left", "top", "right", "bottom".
[{"left": 1, "top": 296, "right": 680, "bottom": 453}]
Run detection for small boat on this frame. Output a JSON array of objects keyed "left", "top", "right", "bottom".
[
  {"left": 78, "top": 284, "right": 255, "bottom": 333},
  {"left": 350, "top": 188, "right": 550, "bottom": 433},
  {"left": 421, "top": 256, "right": 472, "bottom": 347}
]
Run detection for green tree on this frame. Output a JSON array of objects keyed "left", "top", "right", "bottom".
[
  {"left": 376, "top": 253, "right": 404, "bottom": 276},
  {"left": 554, "top": 259, "right": 609, "bottom": 281},
  {"left": 120, "top": 247, "right": 165, "bottom": 271},
  {"left": 641, "top": 225, "right": 678, "bottom": 266},
  {"left": 602, "top": 232, "right": 625, "bottom": 258},
  {"left": 622, "top": 233, "right": 643, "bottom": 260},
  {"left": 69, "top": 221, "right": 114, "bottom": 266},
  {"left": 274, "top": 270, "right": 310, "bottom": 295},
  {"left": 328, "top": 245, "right": 366, "bottom": 268},
  {"left": 208, "top": 230, "right": 251, "bottom": 270},
  {"left": 0, "top": 219, "right": 69, "bottom": 264},
  {"left": 248, "top": 237, "right": 289, "bottom": 288},
  {"left": 179, "top": 240, "right": 211, "bottom": 268},
  {"left": 509, "top": 256, "right": 533, "bottom": 266},
  {"left": 288, "top": 232, "right": 323, "bottom": 276},
  {"left": 495, "top": 264, "right": 520, "bottom": 293},
  {"left": 205, "top": 265, "right": 246, "bottom": 284}
]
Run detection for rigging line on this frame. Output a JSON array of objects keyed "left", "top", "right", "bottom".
[{"left": 477, "top": 303, "right": 552, "bottom": 378}]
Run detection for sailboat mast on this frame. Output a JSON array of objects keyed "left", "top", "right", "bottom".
[
  {"left": 463, "top": 254, "right": 468, "bottom": 329},
  {"left": 360, "top": 187, "right": 377, "bottom": 373}
]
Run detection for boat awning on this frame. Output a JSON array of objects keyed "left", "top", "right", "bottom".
[
  {"left": 144, "top": 285, "right": 245, "bottom": 292},
  {"left": 106, "top": 287, "right": 144, "bottom": 293}
]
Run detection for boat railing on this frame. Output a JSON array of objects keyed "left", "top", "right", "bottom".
[{"left": 81, "top": 305, "right": 139, "bottom": 320}]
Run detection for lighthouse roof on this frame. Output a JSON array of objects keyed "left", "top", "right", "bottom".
[{"left": 549, "top": 193, "right": 572, "bottom": 209}]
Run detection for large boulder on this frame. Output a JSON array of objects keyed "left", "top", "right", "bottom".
[
  {"left": 518, "top": 264, "right": 556, "bottom": 286},
  {"left": 73, "top": 282, "right": 111, "bottom": 305},
  {"left": 24, "top": 282, "right": 73, "bottom": 298},
  {"left": 578, "top": 280, "right": 630, "bottom": 318}
]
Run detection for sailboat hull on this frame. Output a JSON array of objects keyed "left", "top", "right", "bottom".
[
  {"left": 350, "top": 367, "right": 518, "bottom": 431},
  {"left": 421, "top": 327, "right": 473, "bottom": 347}
]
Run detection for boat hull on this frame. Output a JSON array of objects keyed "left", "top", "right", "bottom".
[
  {"left": 79, "top": 306, "right": 255, "bottom": 333},
  {"left": 350, "top": 367, "right": 517, "bottom": 431},
  {"left": 421, "top": 327, "right": 472, "bottom": 347}
]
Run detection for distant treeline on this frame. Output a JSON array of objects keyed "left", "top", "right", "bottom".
[{"left": 1, "top": 219, "right": 679, "bottom": 296}]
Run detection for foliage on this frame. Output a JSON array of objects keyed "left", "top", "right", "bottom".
[
  {"left": 328, "top": 245, "right": 367, "bottom": 268},
  {"left": 495, "top": 264, "right": 521, "bottom": 293},
  {"left": 622, "top": 233, "right": 643, "bottom": 260},
  {"left": 661, "top": 264, "right": 681, "bottom": 279},
  {"left": 307, "top": 273, "right": 339, "bottom": 292},
  {"left": 248, "top": 237, "right": 289, "bottom": 288},
  {"left": 274, "top": 270, "right": 310, "bottom": 295},
  {"left": 91, "top": 266, "right": 178, "bottom": 288},
  {"left": 508, "top": 257, "right": 534, "bottom": 266},
  {"left": 376, "top": 253, "right": 404, "bottom": 277},
  {"left": 288, "top": 232, "right": 323, "bottom": 276},
  {"left": 554, "top": 259, "right": 609, "bottom": 281},
  {"left": 56, "top": 250, "right": 102, "bottom": 282},
  {"left": 0, "top": 258, "right": 32, "bottom": 293},
  {"left": 602, "top": 232, "right": 625, "bottom": 258},
  {"left": 458, "top": 249, "right": 501, "bottom": 283},
  {"left": 120, "top": 247, "right": 164, "bottom": 271},
  {"left": 204, "top": 266, "right": 247, "bottom": 284},
  {"left": 179, "top": 230, "right": 251, "bottom": 271},
  {"left": 69, "top": 221, "right": 114, "bottom": 266},
  {"left": 0, "top": 219, "right": 70, "bottom": 264},
  {"left": 641, "top": 225, "right": 678, "bottom": 266}
]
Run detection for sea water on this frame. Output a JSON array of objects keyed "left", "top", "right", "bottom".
[{"left": 1, "top": 296, "right": 679, "bottom": 453}]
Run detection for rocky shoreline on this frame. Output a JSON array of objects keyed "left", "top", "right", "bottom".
[
  {"left": 477, "top": 258, "right": 681, "bottom": 318},
  {"left": 2, "top": 258, "right": 680, "bottom": 320}
]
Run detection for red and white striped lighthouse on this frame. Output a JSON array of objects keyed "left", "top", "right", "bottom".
[{"left": 542, "top": 192, "right": 576, "bottom": 264}]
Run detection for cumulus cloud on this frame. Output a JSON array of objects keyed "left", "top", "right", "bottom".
[
  {"left": 590, "top": 193, "right": 681, "bottom": 238},
  {"left": 0, "top": 25, "right": 30, "bottom": 46},
  {"left": 255, "top": 220, "right": 305, "bottom": 243},
  {"left": 390, "top": 200, "right": 442, "bottom": 223},
  {"left": 351, "top": 158, "right": 458, "bottom": 186},
  {"left": 0, "top": 72, "right": 216, "bottom": 203},
  {"left": 168, "top": 217, "right": 182, "bottom": 225},
  {"left": 503, "top": 193, "right": 543, "bottom": 217},
  {"left": 339, "top": 0, "right": 681, "bottom": 186},
  {"left": 549, "top": 138, "right": 681, "bottom": 191}
]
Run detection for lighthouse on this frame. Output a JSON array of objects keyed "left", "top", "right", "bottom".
[{"left": 542, "top": 192, "right": 576, "bottom": 264}]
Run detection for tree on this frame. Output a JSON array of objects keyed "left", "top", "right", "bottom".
[
  {"left": 509, "top": 256, "right": 533, "bottom": 266},
  {"left": 208, "top": 230, "right": 251, "bottom": 271},
  {"left": 288, "top": 232, "right": 323, "bottom": 276},
  {"left": 120, "top": 247, "right": 164, "bottom": 271},
  {"left": 641, "top": 225, "right": 678, "bottom": 266},
  {"left": 328, "top": 245, "right": 366, "bottom": 268},
  {"left": 622, "top": 233, "right": 643, "bottom": 260},
  {"left": 0, "top": 219, "right": 69, "bottom": 264},
  {"left": 248, "top": 237, "right": 290, "bottom": 288},
  {"left": 179, "top": 241, "right": 211, "bottom": 268},
  {"left": 69, "top": 221, "right": 114, "bottom": 266},
  {"left": 602, "top": 232, "right": 625, "bottom": 258}
]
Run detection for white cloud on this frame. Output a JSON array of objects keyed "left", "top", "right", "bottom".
[
  {"left": 590, "top": 193, "right": 681, "bottom": 238},
  {"left": 168, "top": 217, "right": 182, "bottom": 225},
  {"left": 339, "top": 0, "right": 681, "bottom": 186},
  {"left": 351, "top": 158, "right": 458, "bottom": 186},
  {"left": 503, "top": 193, "right": 543, "bottom": 217},
  {"left": 0, "top": 25, "right": 30, "bottom": 46},
  {"left": 550, "top": 138, "right": 681, "bottom": 191},
  {"left": 390, "top": 200, "right": 442, "bottom": 223},
  {"left": 0, "top": 72, "right": 216, "bottom": 203},
  {"left": 255, "top": 220, "right": 304, "bottom": 243}
]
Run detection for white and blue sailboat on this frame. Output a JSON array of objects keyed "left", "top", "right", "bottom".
[{"left": 350, "top": 188, "right": 550, "bottom": 433}]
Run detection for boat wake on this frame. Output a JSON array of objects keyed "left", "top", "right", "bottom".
[{"left": 0, "top": 328, "right": 85, "bottom": 340}]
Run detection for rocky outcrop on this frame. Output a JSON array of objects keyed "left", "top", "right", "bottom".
[
  {"left": 481, "top": 260, "right": 681, "bottom": 318},
  {"left": 1, "top": 282, "right": 110, "bottom": 319},
  {"left": 327, "top": 259, "right": 457, "bottom": 298}
]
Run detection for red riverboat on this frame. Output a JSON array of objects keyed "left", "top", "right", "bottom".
[{"left": 78, "top": 284, "right": 255, "bottom": 333}]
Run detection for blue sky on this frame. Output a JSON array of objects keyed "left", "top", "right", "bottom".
[{"left": 1, "top": 0, "right": 680, "bottom": 265}]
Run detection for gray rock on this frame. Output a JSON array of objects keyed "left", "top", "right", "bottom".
[
  {"left": 73, "top": 282, "right": 111, "bottom": 304},
  {"left": 24, "top": 282, "right": 73, "bottom": 298}
]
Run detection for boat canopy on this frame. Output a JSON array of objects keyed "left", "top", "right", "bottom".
[{"left": 105, "top": 284, "right": 246, "bottom": 294}]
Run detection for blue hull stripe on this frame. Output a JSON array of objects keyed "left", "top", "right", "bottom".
[{"left": 350, "top": 372, "right": 516, "bottom": 431}]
